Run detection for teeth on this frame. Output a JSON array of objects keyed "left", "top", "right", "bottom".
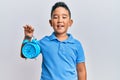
[{"left": 57, "top": 25, "right": 63, "bottom": 27}]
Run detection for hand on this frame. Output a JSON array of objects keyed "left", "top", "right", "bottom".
[{"left": 23, "top": 25, "right": 34, "bottom": 39}]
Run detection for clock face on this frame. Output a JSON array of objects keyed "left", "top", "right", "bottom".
[{"left": 22, "top": 43, "right": 36, "bottom": 58}]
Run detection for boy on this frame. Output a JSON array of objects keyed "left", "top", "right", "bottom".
[{"left": 21, "top": 2, "right": 87, "bottom": 80}]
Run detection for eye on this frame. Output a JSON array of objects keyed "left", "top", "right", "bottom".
[
  {"left": 62, "top": 16, "right": 67, "bottom": 19},
  {"left": 53, "top": 15, "right": 58, "bottom": 19}
]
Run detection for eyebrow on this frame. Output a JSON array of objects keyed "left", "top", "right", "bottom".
[{"left": 52, "top": 14, "right": 68, "bottom": 17}]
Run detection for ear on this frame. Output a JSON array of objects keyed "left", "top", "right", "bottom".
[
  {"left": 69, "top": 19, "right": 73, "bottom": 27},
  {"left": 49, "top": 19, "right": 52, "bottom": 27}
]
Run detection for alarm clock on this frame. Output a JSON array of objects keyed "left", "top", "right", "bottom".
[{"left": 22, "top": 39, "right": 41, "bottom": 59}]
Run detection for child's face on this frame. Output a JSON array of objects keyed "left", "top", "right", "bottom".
[{"left": 49, "top": 7, "right": 73, "bottom": 35}]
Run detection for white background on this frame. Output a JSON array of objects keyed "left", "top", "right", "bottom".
[{"left": 0, "top": 0, "right": 119, "bottom": 80}]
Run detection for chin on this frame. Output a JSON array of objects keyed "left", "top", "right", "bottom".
[{"left": 55, "top": 31, "right": 66, "bottom": 34}]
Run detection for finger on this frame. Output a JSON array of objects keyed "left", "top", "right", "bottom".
[
  {"left": 28, "top": 25, "right": 34, "bottom": 30},
  {"left": 28, "top": 28, "right": 34, "bottom": 33},
  {"left": 27, "top": 25, "right": 34, "bottom": 32},
  {"left": 23, "top": 24, "right": 34, "bottom": 33},
  {"left": 23, "top": 25, "right": 30, "bottom": 30},
  {"left": 23, "top": 25, "right": 28, "bottom": 29},
  {"left": 26, "top": 28, "right": 34, "bottom": 33}
]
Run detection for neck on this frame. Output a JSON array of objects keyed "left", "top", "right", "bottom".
[{"left": 55, "top": 33, "right": 68, "bottom": 41}]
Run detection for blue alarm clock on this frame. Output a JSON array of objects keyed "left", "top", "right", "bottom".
[{"left": 22, "top": 39, "right": 41, "bottom": 59}]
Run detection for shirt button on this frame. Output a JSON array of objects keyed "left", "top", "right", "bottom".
[{"left": 59, "top": 43, "right": 63, "bottom": 50}]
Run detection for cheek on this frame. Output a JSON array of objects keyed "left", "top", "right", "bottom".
[
  {"left": 51, "top": 20, "right": 57, "bottom": 25},
  {"left": 65, "top": 21, "right": 70, "bottom": 26},
  {"left": 68, "top": 21, "right": 72, "bottom": 26}
]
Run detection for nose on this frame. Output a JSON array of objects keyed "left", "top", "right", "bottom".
[{"left": 58, "top": 17, "right": 63, "bottom": 23}]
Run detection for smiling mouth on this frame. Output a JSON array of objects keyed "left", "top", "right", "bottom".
[{"left": 57, "top": 25, "right": 64, "bottom": 28}]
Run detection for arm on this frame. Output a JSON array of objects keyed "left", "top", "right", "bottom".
[
  {"left": 20, "top": 25, "right": 34, "bottom": 58},
  {"left": 20, "top": 36, "right": 32, "bottom": 58},
  {"left": 77, "top": 62, "right": 87, "bottom": 80}
]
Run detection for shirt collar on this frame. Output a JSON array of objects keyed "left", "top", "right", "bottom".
[{"left": 49, "top": 32, "right": 75, "bottom": 44}]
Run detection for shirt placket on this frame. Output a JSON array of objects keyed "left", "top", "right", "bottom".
[{"left": 58, "top": 42, "right": 65, "bottom": 54}]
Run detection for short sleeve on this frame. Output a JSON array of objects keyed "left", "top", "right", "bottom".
[{"left": 76, "top": 41, "right": 85, "bottom": 64}]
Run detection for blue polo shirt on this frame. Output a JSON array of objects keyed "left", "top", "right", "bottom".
[{"left": 38, "top": 32, "right": 85, "bottom": 80}]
